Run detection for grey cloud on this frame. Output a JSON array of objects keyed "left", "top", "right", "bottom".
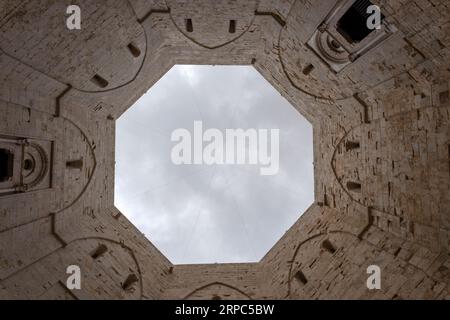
[{"left": 115, "top": 65, "right": 314, "bottom": 264}]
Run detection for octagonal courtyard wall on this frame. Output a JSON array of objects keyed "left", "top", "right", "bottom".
[{"left": 0, "top": 0, "right": 449, "bottom": 299}]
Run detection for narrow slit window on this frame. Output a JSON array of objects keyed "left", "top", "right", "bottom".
[
  {"left": 229, "top": 20, "right": 236, "bottom": 33},
  {"left": 347, "top": 181, "right": 361, "bottom": 192},
  {"left": 323, "top": 193, "right": 329, "bottom": 206},
  {"left": 66, "top": 159, "right": 83, "bottom": 169},
  {"left": 448, "top": 144, "right": 450, "bottom": 177},
  {"left": 294, "top": 270, "right": 307, "bottom": 285},
  {"left": 440, "top": 90, "right": 449, "bottom": 105},
  {"left": 90, "top": 244, "right": 107, "bottom": 259},
  {"left": 122, "top": 274, "right": 138, "bottom": 291},
  {"left": 185, "top": 18, "right": 193, "bottom": 32},
  {"left": 0, "top": 149, "right": 14, "bottom": 182},
  {"left": 127, "top": 43, "right": 141, "bottom": 58},
  {"left": 321, "top": 239, "right": 336, "bottom": 254},
  {"left": 345, "top": 141, "right": 360, "bottom": 151},
  {"left": 91, "top": 74, "right": 109, "bottom": 88},
  {"left": 302, "top": 64, "right": 314, "bottom": 75},
  {"left": 336, "top": 0, "right": 383, "bottom": 43}
]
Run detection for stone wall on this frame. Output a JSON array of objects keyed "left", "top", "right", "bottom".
[{"left": 0, "top": 0, "right": 449, "bottom": 299}]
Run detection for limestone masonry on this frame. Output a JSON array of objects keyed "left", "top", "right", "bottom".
[{"left": 0, "top": 0, "right": 449, "bottom": 299}]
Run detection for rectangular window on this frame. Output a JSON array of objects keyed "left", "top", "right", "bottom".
[
  {"left": 185, "top": 18, "right": 193, "bottom": 32},
  {"left": 347, "top": 181, "right": 362, "bottom": 192},
  {"left": 345, "top": 141, "right": 360, "bottom": 151},
  {"left": 127, "top": 43, "right": 141, "bottom": 58},
  {"left": 337, "top": 0, "right": 382, "bottom": 43},
  {"left": 0, "top": 149, "right": 14, "bottom": 182},
  {"left": 91, "top": 74, "right": 108, "bottom": 88},
  {"left": 440, "top": 90, "right": 449, "bottom": 105},
  {"left": 229, "top": 20, "right": 236, "bottom": 34}
]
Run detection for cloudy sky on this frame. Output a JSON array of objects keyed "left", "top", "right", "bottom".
[{"left": 114, "top": 65, "right": 314, "bottom": 265}]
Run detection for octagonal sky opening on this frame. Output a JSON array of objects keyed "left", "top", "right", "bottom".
[{"left": 114, "top": 65, "right": 314, "bottom": 265}]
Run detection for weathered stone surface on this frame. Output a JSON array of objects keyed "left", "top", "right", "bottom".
[{"left": 0, "top": 0, "right": 449, "bottom": 299}]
